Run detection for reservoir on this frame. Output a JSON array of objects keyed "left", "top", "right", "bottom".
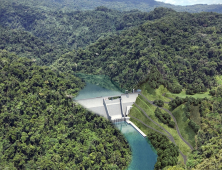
[
  {"left": 75, "top": 82, "right": 122, "bottom": 100},
  {"left": 75, "top": 82, "right": 157, "bottom": 170}
]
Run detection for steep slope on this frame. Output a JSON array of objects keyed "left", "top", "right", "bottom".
[
  {"left": 0, "top": 3, "right": 173, "bottom": 50},
  {"left": 0, "top": 25, "right": 67, "bottom": 65},
  {"left": 0, "top": 50, "right": 131, "bottom": 169},
  {"left": 51, "top": 9, "right": 222, "bottom": 92}
]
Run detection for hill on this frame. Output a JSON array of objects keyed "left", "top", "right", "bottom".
[
  {"left": 51, "top": 8, "right": 222, "bottom": 93},
  {"left": 2, "top": 0, "right": 222, "bottom": 13},
  {"left": 0, "top": 2, "right": 172, "bottom": 50},
  {"left": 0, "top": 25, "right": 68, "bottom": 65},
  {"left": 1, "top": 4, "right": 222, "bottom": 169},
  {"left": 0, "top": 50, "right": 131, "bottom": 169}
]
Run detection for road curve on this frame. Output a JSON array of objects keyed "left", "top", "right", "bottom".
[
  {"left": 134, "top": 103, "right": 175, "bottom": 144},
  {"left": 133, "top": 104, "right": 187, "bottom": 164},
  {"left": 162, "top": 93, "right": 174, "bottom": 101},
  {"left": 129, "top": 113, "right": 170, "bottom": 138},
  {"left": 139, "top": 93, "right": 194, "bottom": 151}
]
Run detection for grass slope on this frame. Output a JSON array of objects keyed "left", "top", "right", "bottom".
[
  {"left": 190, "top": 105, "right": 201, "bottom": 126},
  {"left": 129, "top": 105, "right": 167, "bottom": 136},
  {"left": 130, "top": 96, "right": 192, "bottom": 164},
  {"left": 140, "top": 84, "right": 171, "bottom": 102},
  {"left": 172, "top": 105, "right": 196, "bottom": 148},
  {"left": 165, "top": 90, "right": 211, "bottom": 99}
]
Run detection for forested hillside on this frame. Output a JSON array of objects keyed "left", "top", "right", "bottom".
[
  {"left": 2, "top": 0, "right": 222, "bottom": 13},
  {"left": 0, "top": 3, "right": 172, "bottom": 50},
  {"left": 168, "top": 96, "right": 222, "bottom": 169},
  {"left": 0, "top": 26, "right": 68, "bottom": 65},
  {"left": 0, "top": 50, "right": 131, "bottom": 169},
  {"left": 1, "top": 1, "right": 222, "bottom": 169},
  {"left": 51, "top": 8, "right": 222, "bottom": 93}
]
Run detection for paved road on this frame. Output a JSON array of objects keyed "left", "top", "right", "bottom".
[
  {"left": 162, "top": 93, "right": 174, "bottom": 101},
  {"left": 134, "top": 103, "right": 175, "bottom": 143},
  {"left": 139, "top": 93, "right": 194, "bottom": 151},
  {"left": 129, "top": 114, "right": 169, "bottom": 137},
  {"left": 133, "top": 103, "right": 187, "bottom": 164}
]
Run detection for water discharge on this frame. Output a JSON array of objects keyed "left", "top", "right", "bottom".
[
  {"left": 115, "top": 122, "right": 157, "bottom": 170},
  {"left": 75, "top": 78, "right": 157, "bottom": 170}
]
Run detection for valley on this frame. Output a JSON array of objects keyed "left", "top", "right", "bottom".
[{"left": 0, "top": 1, "right": 222, "bottom": 169}]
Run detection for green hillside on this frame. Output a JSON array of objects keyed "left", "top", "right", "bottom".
[
  {"left": 0, "top": 25, "right": 68, "bottom": 65},
  {"left": 0, "top": 3, "right": 172, "bottom": 50},
  {"left": 2, "top": 0, "right": 222, "bottom": 13},
  {"left": 0, "top": 50, "right": 131, "bottom": 169},
  {"left": 51, "top": 9, "right": 222, "bottom": 92},
  {"left": 1, "top": 2, "right": 222, "bottom": 169}
]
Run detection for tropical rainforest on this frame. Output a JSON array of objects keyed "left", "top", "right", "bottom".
[
  {"left": 2, "top": 0, "right": 222, "bottom": 13},
  {"left": 1, "top": 0, "right": 222, "bottom": 169},
  {"left": 0, "top": 50, "right": 131, "bottom": 169}
]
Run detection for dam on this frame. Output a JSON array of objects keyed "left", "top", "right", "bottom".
[
  {"left": 76, "top": 93, "right": 137, "bottom": 120},
  {"left": 74, "top": 82, "right": 157, "bottom": 169},
  {"left": 75, "top": 83, "right": 146, "bottom": 137}
]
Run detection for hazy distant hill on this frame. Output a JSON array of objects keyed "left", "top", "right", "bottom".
[
  {"left": 0, "top": 3, "right": 175, "bottom": 51},
  {"left": 2, "top": 0, "right": 222, "bottom": 13}
]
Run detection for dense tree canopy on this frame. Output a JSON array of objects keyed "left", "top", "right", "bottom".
[
  {"left": 1, "top": 2, "right": 222, "bottom": 169},
  {"left": 0, "top": 25, "right": 67, "bottom": 65},
  {"left": 148, "top": 132, "right": 179, "bottom": 170},
  {"left": 0, "top": 50, "right": 131, "bottom": 169},
  {"left": 2, "top": 0, "right": 222, "bottom": 13},
  {"left": 187, "top": 99, "right": 222, "bottom": 169},
  {"left": 50, "top": 9, "right": 222, "bottom": 92},
  {"left": 0, "top": 3, "right": 173, "bottom": 50}
]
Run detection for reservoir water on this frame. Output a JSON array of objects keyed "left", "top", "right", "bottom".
[
  {"left": 115, "top": 122, "right": 157, "bottom": 170},
  {"left": 75, "top": 82, "right": 122, "bottom": 100},
  {"left": 75, "top": 82, "right": 157, "bottom": 170}
]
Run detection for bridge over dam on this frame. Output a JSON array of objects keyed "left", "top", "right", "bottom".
[{"left": 75, "top": 92, "right": 146, "bottom": 137}]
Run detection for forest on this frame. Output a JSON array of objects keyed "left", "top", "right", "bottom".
[
  {"left": 0, "top": 2, "right": 171, "bottom": 50},
  {"left": 168, "top": 96, "right": 222, "bottom": 169},
  {"left": 2, "top": 0, "right": 222, "bottom": 13},
  {"left": 0, "top": 50, "right": 131, "bottom": 169},
  {"left": 50, "top": 8, "right": 222, "bottom": 93},
  {"left": 1, "top": 0, "right": 222, "bottom": 169}
]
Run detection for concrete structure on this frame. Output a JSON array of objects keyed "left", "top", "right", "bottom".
[
  {"left": 126, "top": 120, "right": 147, "bottom": 137},
  {"left": 75, "top": 92, "right": 147, "bottom": 137},
  {"left": 77, "top": 97, "right": 109, "bottom": 118},
  {"left": 76, "top": 93, "right": 139, "bottom": 120}
]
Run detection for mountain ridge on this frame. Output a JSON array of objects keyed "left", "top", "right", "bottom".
[{"left": 2, "top": 0, "right": 222, "bottom": 13}]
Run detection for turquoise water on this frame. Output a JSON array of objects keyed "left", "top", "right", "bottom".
[
  {"left": 75, "top": 73, "right": 124, "bottom": 92},
  {"left": 74, "top": 82, "right": 122, "bottom": 100},
  {"left": 115, "top": 122, "right": 157, "bottom": 170},
  {"left": 75, "top": 82, "right": 157, "bottom": 169}
]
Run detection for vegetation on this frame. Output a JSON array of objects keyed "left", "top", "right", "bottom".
[
  {"left": 1, "top": 1, "right": 222, "bottom": 168},
  {"left": 172, "top": 105, "right": 196, "bottom": 148},
  {"left": 148, "top": 132, "right": 179, "bottom": 170},
  {"left": 166, "top": 90, "right": 211, "bottom": 99},
  {"left": 0, "top": 25, "right": 67, "bottom": 65},
  {"left": 2, "top": 0, "right": 222, "bottom": 13},
  {"left": 131, "top": 95, "right": 191, "bottom": 164},
  {"left": 0, "top": 3, "right": 173, "bottom": 51},
  {"left": 154, "top": 108, "right": 175, "bottom": 128},
  {"left": 153, "top": 99, "right": 164, "bottom": 107},
  {"left": 0, "top": 50, "right": 131, "bottom": 169},
  {"left": 186, "top": 99, "right": 222, "bottom": 169},
  {"left": 169, "top": 97, "right": 202, "bottom": 133},
  {"left": 167, "top": 91, "right": 222, "bottom": 169},
  {"left": 50, "top": 9, "right": 222, "bottom": 93}
]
